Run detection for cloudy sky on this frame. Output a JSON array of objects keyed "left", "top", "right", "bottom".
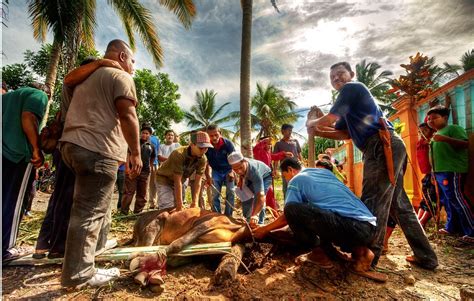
[{"left": 2, "top": 0, "right": 473, "bottom": 140}]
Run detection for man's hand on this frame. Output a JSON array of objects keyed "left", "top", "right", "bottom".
[
  {"left": 129, "top": 153, "right": 143, "bottom": 177},
  {"left": 284, "top": 152, "right": 293, "bottom": 158},
  {"left": 175, "top": 204, "right": 183, "bottom": 212},
  {"left": 190, "top": 202, "right": 197, "bottom": 208},
  {"left": 252, "top": 226, "right": 268, "bottom": 240},
  {"left": 249, "top": 215, "right": 259, "bottom": 229},
  {"left": 30, "top": 148, "right": 44, "bottom": 168}
]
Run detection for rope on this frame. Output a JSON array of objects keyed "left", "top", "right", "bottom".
[{"left": 23, "top": 271, "right": 61, "bottom": 287}]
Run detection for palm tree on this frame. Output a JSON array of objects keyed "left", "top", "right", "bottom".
[
  {"left": 183, "top": 89, "right": 235, "bottom": 139},
  {"left": 355, "top": 60, "right": 395, "bottom": 104},
  {"left": 250, "top": 83, "right": 300, "bottom": 139},
  {"left": 461, "top": 49, "right": 474, "bottom": 72},
  {"left": 28, "top": 0, "right": 196, "bottom": 123},
  {"left": 239, "top": 0, "right": 253, "bottom": 157}
]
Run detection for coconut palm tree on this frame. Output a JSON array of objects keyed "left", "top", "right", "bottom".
[
  {"left": 28, "top": 0, "right": 196, "bottom": 123},
  {"left": 239, "top": 0, "right": 253, "bottom": 156},
  {"left": 183, "top": 89, "right": 235, "bottom": 139},
  {"left": 250, "top": 83, "right": 300, "bottom": 139},
  {"left": 355, "top": 60, "right": 395, "bottom": 104},
  {"left": 231, "top": 83, "right": 301, "bottom": 141}
]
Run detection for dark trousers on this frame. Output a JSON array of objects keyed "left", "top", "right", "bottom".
[
  {"left": 2, "top": 156, "right": 33, "bottom": 258},
  {"left": 361, "top": 133, "right": 437, "bottom": 268},
  {"left": 435, "top": 172, "right": 473, "bottom": 237},
  {"left": 116, "top": 170, "right": 125, "bottom": 209},
  {"left": 284, "top": 202, "right": 375, "bottom": 252},
  {"left": 121, "top": 171, "right": 149, "bottom": 214},
  {"left": 35, "top": 153, "right": 75, "bottom": 255},
  {"left": 60, "top": 143, "right": 117, "bottom": 287}
]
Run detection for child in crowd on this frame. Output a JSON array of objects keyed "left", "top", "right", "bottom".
[
  {"left": 427, "top": 106, "right": 473, "bottom": 244},
  {"left": 120, "top": 125, "right": 156, "bottom": 215},
  {"left": 416, "top": 123, "right": 438, "bottom": 227}
]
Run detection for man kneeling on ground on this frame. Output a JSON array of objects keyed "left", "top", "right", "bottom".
[{"left": 253, "top": 158, "right": 387, "bottom": 282}]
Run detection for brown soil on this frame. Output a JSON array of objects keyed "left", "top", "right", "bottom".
[{"left": 3, "top": 192, "right": 474, "bottom": 300}]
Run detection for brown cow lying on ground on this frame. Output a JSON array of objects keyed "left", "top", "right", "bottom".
[{"left": 127, "top": 208, "right": 252, "bottom": 288}]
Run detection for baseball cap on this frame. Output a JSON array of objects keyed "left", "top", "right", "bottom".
[
  {"left": 227, "top": 151, "right": 244, "bottom": 165},
  {"left": 191, "top": 131, "right": 213, "bottom": 148}
]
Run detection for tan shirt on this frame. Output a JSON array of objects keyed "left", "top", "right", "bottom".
[
  {"left": 60, "top": 67, "right": 137, "bottom": 162},
  {"left": 156, "top": 146, "right": 207, "bottom": 186}
]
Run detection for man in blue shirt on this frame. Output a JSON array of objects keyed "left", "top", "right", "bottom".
[
  {"left": 306, "top": 62, "right": 437, "bottom": 270},
  {"left": 253, "top": 158, "right": 386, "bottom": 282},
  {"left": 228, "top": 152, "right": 272, "bottom": 225},
  {"left": 144, "top": 123, "right": 160, "bottom": 209},
  {"left": 205, "top": 124, "right": 236, "bottom": 216}
]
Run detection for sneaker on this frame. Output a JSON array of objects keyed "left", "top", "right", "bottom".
[
  {"left": 76, "top": 268, "right": 120, "bottom": 289},
  {"left": 3, "top": 246, "right": 34, "bottom": 263},
  {"left": 95, "top": 239, "right": 118, "bottom": 256}
]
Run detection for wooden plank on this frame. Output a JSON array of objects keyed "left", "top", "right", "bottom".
[{"left": 6, "top": 242, "right": 232, "bottom": 267}]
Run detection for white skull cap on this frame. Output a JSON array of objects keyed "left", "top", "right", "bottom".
[{"left": 227, "top": 151, "right": 244, "bottom": 165}]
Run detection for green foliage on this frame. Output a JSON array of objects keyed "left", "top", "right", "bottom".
[
  {"left": 134, "top": 69, "right": 184, "bottom": 139},
  {"left": 301, "top": 137, "right": 335, "bottom": 160},
  {"left": 230, "top": 83, "right": 301, "bottom": 141},
  {"left": 461, "top": 49, "right": 474, "bottom": 72},
  {"left": 183, "top": 89, "right": 235, "bottom": 139},
  {"left": 356, "top": 60, "right": 396, "bottom": 104},
  {"left": 2, "top": 64, "right": 34, "bottom": 90}
]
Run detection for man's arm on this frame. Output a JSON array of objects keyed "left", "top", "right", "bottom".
[
  {"left": 433, "top": 134, "right": 469, "bottom": 149},
  {"left": 21, "top": 112, "right": 44, "bottom": 168},
  {"left": 307, "top": 113, "right": 350, "bottom": 140},
  {"left": 191, "top": 174, "right": 203, "bottom": 208},
  {"left": 205, "top": 163, "right": 213, "bottom": 186},
  {"left": 173, "top": 173, "right": 184, "bottom": 211},
  {"left": 253, "top": 214, "right": 288, "bottom": 239},
  {"left": 250, "top": 192, "right": 266, "bottom": 226},
  {"left": 116, "top": 98, "right": 142, "bottom": 176}
]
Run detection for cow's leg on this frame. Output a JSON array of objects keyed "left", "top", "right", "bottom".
[{"left": 165, "top": 221, "right": 216, "bottom": 255}]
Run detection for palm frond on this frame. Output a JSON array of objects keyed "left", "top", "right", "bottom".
[
  {"left": 158, "top": 0, "right": 196, "bottom": 29},
  {"left": 109, "top": 0, "right": 163, "bottom": 67}
]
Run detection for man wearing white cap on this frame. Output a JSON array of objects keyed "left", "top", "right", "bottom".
[
  {"left": 156, "top": 131, "right": 213, "bottom": 211},
  {"left": 228, "top": 152, "right": 272, "bottom": 226}
]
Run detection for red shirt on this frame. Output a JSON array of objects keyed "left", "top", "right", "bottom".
[
  {"left": 253, "top": 140, "right": 286, "bottom": 167},
  {"left": 416, "top": 138, "right": 431, "bottom": 174}
]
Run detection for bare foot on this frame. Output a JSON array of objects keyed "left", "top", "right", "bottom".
[{"left": 351, "top": 247, "right": 374, "bottom": 272}]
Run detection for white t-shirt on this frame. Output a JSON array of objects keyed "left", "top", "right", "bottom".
[{"left": 158, "top": 143, "right": 181, "bottom": 159}]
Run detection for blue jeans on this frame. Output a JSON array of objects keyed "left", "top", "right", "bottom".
[
  {"left": 242, "top": 176, "right": 272, "bottom": 224},
  {"left": 212, "top": 170, "right": 235, "bottom": 217}
]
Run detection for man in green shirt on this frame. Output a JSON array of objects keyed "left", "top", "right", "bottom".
[
  {"left": 2, "top": 84, "right": 49, "bottom": 261},
  {"left": 427, "top": 105, "right": 473, "bottom": 243},
  {"left": 156, "top": 131, "right": 212, "bottom": 211}
]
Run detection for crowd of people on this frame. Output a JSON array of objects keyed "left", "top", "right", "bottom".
[{"left": 2, "top": 39, "right": 473, "bottom": 289}]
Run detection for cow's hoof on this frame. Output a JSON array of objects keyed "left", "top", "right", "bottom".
[
  {"left": 150, "top": 284, "right": 164, "bottom": 293},
  {"left": 129, "top": 257, "right": 141, "bottom": 272},
  {"left": 134, "top": 271, "right": 148, "bottom": 286},
  {"left": 149, "top": 271, "right": 165, "bottom": 285}
]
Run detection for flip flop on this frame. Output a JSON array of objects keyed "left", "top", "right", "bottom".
[
  {"left": 350, "top": 267, "right": 388, "bottom": 283},
  {"left": 438, "top": 229, "right": 451, "bottom": 235},
  {"left": 295, "top": 253, "right": 334, "bottom": 269},
  {"left": 458, "top": 235, "right": 474, "bottom": 245},
  {"left": 405, "top": 255, "right": 437, "bottom": 270}
]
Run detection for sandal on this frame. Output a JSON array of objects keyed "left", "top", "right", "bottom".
[
  {"left": 295, "top": 252, "right": 334, "bottom": 269},
  {"left": 33, "top": 249, "right": 49, "bottom": 259},
  {"left": 350, "top": 267, "right": 388, "bottom": 283},
  {"left": 458, "top": 235, "right": 474, "bottom": 245}
]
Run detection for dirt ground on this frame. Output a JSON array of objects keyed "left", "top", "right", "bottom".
[{"left": 2, "top": 191, "right": 474, "bottom": 300}]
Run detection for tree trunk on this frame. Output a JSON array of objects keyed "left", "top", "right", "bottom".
[
  {"left": 41, "top": 38, "right": 62, "bottom": 128},
  {"left": 239, "top": 0, "right": 253, "bottom": 157},
  {"left": 214, "top": 244, "right": 245, "bottom": 285}
]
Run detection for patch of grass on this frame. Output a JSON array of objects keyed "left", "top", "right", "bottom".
[{"left": 17, "top": 211, "right": 46, "bottom": 245}]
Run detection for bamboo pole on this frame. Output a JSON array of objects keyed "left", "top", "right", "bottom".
[
  {"left": 306, "top": 106, "right": 324, "bottom": 167},
  {"left": 6, "top": 242, "right": 232, "bottom": 267}
]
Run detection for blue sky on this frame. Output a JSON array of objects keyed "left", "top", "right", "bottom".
[{"left": 2, "top": 0, "right": 473, "bottom": 142}]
